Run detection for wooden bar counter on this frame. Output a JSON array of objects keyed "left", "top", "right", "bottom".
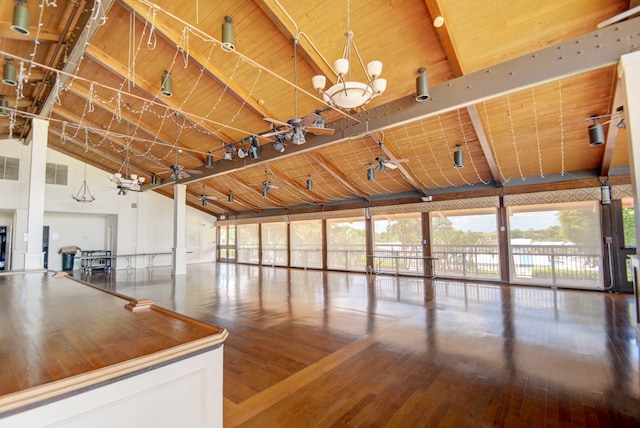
[{"left": 0, "top": 271, "right": 227, "bottom": 427}]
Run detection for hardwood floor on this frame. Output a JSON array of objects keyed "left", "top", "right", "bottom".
[{"left": 80, "top": 263, "right": 640, "bottom": 427}]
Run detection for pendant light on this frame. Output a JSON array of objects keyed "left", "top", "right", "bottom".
[
  {"left": 11, "top": 0, "right": 30, "bottom": 36},
  {"left": 161, "top": 70, "right": 172, "bottom": 97},
  {"left": 221, "top": 16, "right": 234, "bottom": 52},
  {"left": 454, "top": 145, "right": 464, "bottom": 168},
  {"left": 0, "top": 95, "right": 9, "bottom": 117},
  {"left": 3, "top": 59, "right": 17, "bottom": 86}
]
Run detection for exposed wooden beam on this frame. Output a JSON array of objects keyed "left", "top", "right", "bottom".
[
  {"left": 306, "top": 151, "right": 368, "bottom": 201},
  {"left": 230, "top": 173, "right": 290, "bottom": 208},
  {"left": 84, "top": 45, "right": 233, "bottom": 146},
  {"left": 369, "top": 133, "right": 425, "bottom": 194},
  {"left": 466, "top": 105, "right": 503, "bottom": 186},
  {"left": 186, "top": 190, "right": 235, "bottom": 214},
  {"left": 600, "top": 70, "right": 624, "bottom": 177},
  {"left": 119, "top": 0, "right": 279, "bottom": 121},
  {"left": 267, "top": 164, "right": 325, "bottom": 204},
  {"left": 422, "top": 0, "right": 464, "bottom": 76},
  {"left": 253, "top": 0, "right": 336, "bottom": 85}
]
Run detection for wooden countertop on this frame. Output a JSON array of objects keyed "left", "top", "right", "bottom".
[{"left": 0, "top": 271, "right": 227, "bottom": 417}]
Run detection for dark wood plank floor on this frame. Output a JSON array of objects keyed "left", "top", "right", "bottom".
[{"left": 80, "top": 263, "right": 640, "bottom": 427}]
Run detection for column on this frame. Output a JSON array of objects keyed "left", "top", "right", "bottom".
[
  {"left": 24, "top": 118, "right": 49, "bottom": 270},
  {"left": 620, "top": 49, "right": 640, "bottom": 337},
  {"left": 172, "top": 183, "right": 187, "bottom": 275}
]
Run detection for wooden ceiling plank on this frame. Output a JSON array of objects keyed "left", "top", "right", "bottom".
[
  {"left": 206, "top": 184, "right": 260, "bottom": 213},
  {"left": 230, "top": 172, "right": 290, "bottom": 208},
  {"left": 370, "top": 133, "right": 425, "bottom": 194},
  {"left": 423, "top": 0, "right": 464, "bottom": 76},
  {"left": 186, "top": 190, "right": 236, "bottom": 214},
  {"left": 600, "top": 70, "right": 624, "bottom": 177},
  {"left": 306, "top": 151, "right": 368, "bottom": 201},
  {"left": 267, "top": 164, "right": 325, "bottom": 204},
  {"left": 466, "top": 105, "right": 503, "bottom": 186},
  {"left": 119, "top": 0, "right": 278, "bottom": 121},
  {"left": 253, "top": 0, "right": 336, "bottom": 85},
  {"left": 84, "top": 45, "right": 232, "bottom": 145}
]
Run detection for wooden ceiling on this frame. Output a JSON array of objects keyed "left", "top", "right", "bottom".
[{"left": 0, "top": 0, "right": 636, "bottom": 217}]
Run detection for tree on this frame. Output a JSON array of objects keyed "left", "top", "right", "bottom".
[
  {"left": 622, "top": 207, "right": 636, "bottom": 247},
  {"left": 557, "top": 210, "right": 598, "bottom": 246}
]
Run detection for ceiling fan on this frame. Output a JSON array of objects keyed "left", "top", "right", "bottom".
[
  {"left": 193, "top": 184, "right": 217, "bottom": 207},
  {"left": 164, "top": 148, "right": 203, "bottom": 180},
  {"left": 263, "top": 110, "right": 335, "bottom": 145},
  {"left": 251, "top": 169, "right": 280, "bottom": 197},
  {"left": 360, "top": 142, "right": 408, "bottom": 180}
]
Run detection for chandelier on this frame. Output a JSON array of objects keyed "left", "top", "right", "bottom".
[
  {"left": 72, "top": 163, "right": 96, "bottom": 203},
  {"left": 108, "top": 148, "right": 145, "bottom": 195},
  {"left": 311, "top": 0, "right": 386, "bottom": 110}
]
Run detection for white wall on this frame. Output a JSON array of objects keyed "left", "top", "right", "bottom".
[{"left": 0, "top": 139, "right": 216, "bottom": 271}]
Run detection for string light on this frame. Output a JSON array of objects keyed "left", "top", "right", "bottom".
[
  {"left": 558, "top": 81, "right": 565, "bottom": 176},
  {"left": 531, "top": 87, "right": 544, "bottom": 178},
  {"left": 506, "top": 94, "right": 525, "bottom": 181},
  {"left": 481, "top": 102, "right": 506, "bottom": 183}
]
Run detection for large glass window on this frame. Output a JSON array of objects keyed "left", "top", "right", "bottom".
[
  {"left": 217, "top": 224, "right": 236, "bottom": 261},
  {"left": 431, "top": 208, "right": 500, "bottom": 280},
  {"left": 622, "top": 198, "right": 636, "bottom": 248},
  {"left": 291, "top": 220, "right": 322, "bottom": 269},
  {"left": 237, "top": 224, "right": 259, "bottom": 264},
  {"left": 262, "top": 222, "right": 287, "bottom": 266},
  {"left": 508, "top": 201, "right": 602, "bottom": 289},
  {"left": 373, "top": 213, "right": 423, "bottom": 275},
  {"left": 327, "top": 217, "right": 366, "bottom": 271}
]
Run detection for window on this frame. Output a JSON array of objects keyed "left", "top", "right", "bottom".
[
  {"left": 0, "top": 156, "right": 19, "bottom": 180},
  {"left": 431, "top": 208, "right": 500, "bottom": 280},
  {"left": 507, "top": 201, "right": 602, "bottom": 289},
  {"left": 261, "top": 222, "right": 287, "bottom": 266},
  {"left": 45, "top": 163, "right": 68, "bottom": 185},
  {"left": 622, "top": 197, "right": 636, "bottom": 248},
  {"left": 373, "top": 213, "right": 422, "bottom": 275},
  {"left": 237, "top": 224, "right": 259, "bottom": 264},
  {"left": 291, "top": 220, "right": 322, "bottom": 269},
  {"left": 327, "top": 217, "right": 366, "bottom": 271},
  {"left": 217, "top": 224, "right": 236, "bottom": 261}
]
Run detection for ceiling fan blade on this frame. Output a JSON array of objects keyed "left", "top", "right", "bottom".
[
  {"left": 261, "top": 128, "right": 290, "bottom": 139},
  {"left": 264, "top": 117, "right": 290, "bottom": 127},
  {"left": 384, "top": 162, "right": 399, "bottom": 170},
  {"left": 307, "top": 126, "right": 335, "bottom": 135},
  {"left": 300, "top": 113, "right": 320, "bottom": 126},
  {"left": 185, "top": 169, "right": 203, "bottom": 175}
]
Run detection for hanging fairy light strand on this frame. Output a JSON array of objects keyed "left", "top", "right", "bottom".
[
  {"left": 558, "top": 81, "right": 565, "bottom": 176},
  {"left": 481, "top": 102, "right": 506, "bottom": 183},
  {"left": 531, "top": 87, "right": 544, "bottom": 178},
  {"left": 506, "top": 94, "right": 526, "bottom": 181}
]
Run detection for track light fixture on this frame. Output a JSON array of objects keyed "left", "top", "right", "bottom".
[
  {"left": 306, "top": 176, "right": 313, "bottom": 191},
  {"left": 0, "top": 95, "right": 9, "bottom": 117},
  {"left": 11, "top": 0, "right": 30, "bottom": 36},
  {"left": 237, "top": 141, "right": 247, "bottom": 159},
  {"left": 3, "top": 59, "right": 17, "bottom": 86},
  {"left": 161, "top": 70, "right": 172, "bottom": 97},
  {"left": 273, "top": 135, "right": 285, "bottom": 153},
  {"left": 224, "top": 149, "right": 233, "bottom": 160},
  {"left": 249, "top": 136, "right": 260, "bottom": 159},
  {"left": 206, "top": 153, "right": 214, "bottom": 168},
  {"left": 416, "top": 67, "right": 429, "bottom": 101},
  {"left": 454, "top": 144, "right": 464, "bottom": 168},
  {"left": 221, "top": 16, "right": 234, "bottom": 52},
  {"left": 228, "top": 191, "right": 233, "bottom": 203}
]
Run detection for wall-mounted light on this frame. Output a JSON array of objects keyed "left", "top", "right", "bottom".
[
  {"left": 454, "top": 144, "right": 464, "bottom": 168},
  {"left": 3, "top": 59, "right": 17, "bottom": 86},
  {"left": 365, "top": 206, "right": 370, "bottom": 220},
  {"left": 416, "top": 67, "right": 429, "bottom": 102},
  {"left": 601, "top": 184, "right": 611, "bottom": 205},
  {"left": 221, "top": 16, "right": 234, "bottom": 52},
  {"left": 161, "top": 70, "right": 172, "bottom": 97},
  {"left": 205, "top": 153, "right": 213, "bottom": 168},
  {"left": 306, "top": 176, "right": 313, "bottom": 191},
  {"left": 228, "top": 191, "right": 233, "bottom": 203},
  {"left": 0, "top": 95, "right": 9, "bottom": 117},
  {"left": 11, "top": 0, "right": 30, "bottom": 35}
]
